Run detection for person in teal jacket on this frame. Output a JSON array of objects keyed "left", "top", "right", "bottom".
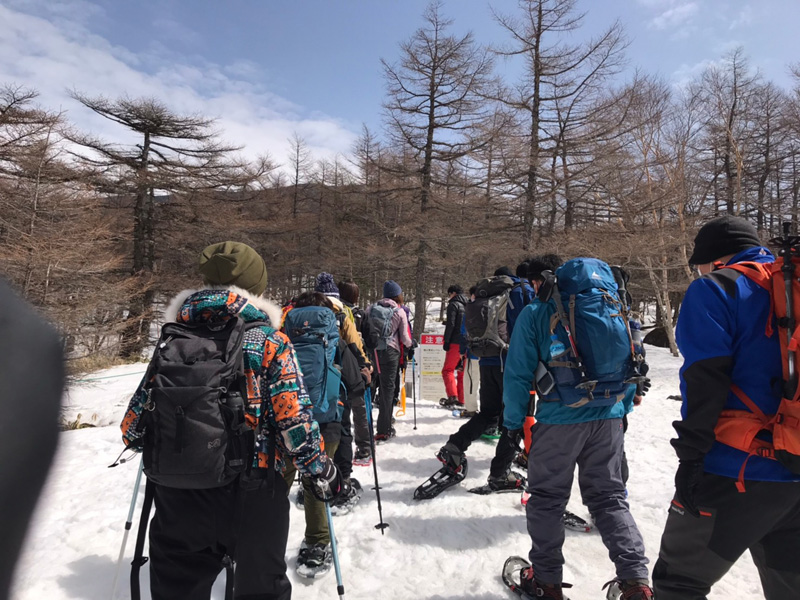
[{"left": 503, "top": 256, "right": 652, "bottom": 600}]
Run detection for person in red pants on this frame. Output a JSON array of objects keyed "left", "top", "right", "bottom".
[{"left": 441, "top": 285, "right": 468, "bottom": 408}]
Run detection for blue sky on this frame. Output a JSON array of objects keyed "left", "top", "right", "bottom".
[{"left": 1, "top": 0, "right": 798, "bottom": 168}]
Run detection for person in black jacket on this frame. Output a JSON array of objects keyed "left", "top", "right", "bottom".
[
  {"left": 441, "top": 285, "right": 468, "bottom": 408},
  {"left": 0, "top": 280, "right": 63, "bottom": 600}
]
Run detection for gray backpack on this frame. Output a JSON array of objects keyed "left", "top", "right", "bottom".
[
  {"left": 365, "top": 303, "right": 399, "bottom": 351},
  {"left": 464, "top": 276, "right": 515, "bottom": 358}
]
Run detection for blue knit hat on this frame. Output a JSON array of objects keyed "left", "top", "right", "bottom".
[
  {"left": 315, "top": 272, "right": 339, "bottom": 298},
  {"left": 383, "top": 280, "right": 402, "bottom": 299}
]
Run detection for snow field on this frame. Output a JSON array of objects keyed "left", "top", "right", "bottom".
[{"left": 12, "top": 346, "right": 763, "bottom": 599}]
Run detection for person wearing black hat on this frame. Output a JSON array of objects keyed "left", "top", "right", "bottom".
[{"left": 654, "top": 216, "right": 800, "bottom": 599}]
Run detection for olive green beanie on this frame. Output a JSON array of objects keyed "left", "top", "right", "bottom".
[{"left": 198, "top": 241, "right": 268, "bottom": 296}]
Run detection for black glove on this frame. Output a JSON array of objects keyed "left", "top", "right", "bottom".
[
  {"left": 308, "top": 459, "right": 348, "bottom": 503},
  {"left": 443, "top": 343, "right": 451, "bottom": 352},
  {"left": 674, "top": 459, "right": 704, "bottom": 517},
  {"left": 506, "top": 428, "right": 524, "bottom": 450},
  {"left": 635, "top": 361, "right": 650, "bottom": 396},
  {"left": 405, "top": 346, "right": 415, "bottom": 362}
]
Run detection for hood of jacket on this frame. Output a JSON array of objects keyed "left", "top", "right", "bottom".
[
  {"left": 164, "top": 285, "right": 283, "bottom": 329},
  {"left": 449, "top": 293, "right": 469, "bottom": 307},
  {"left": 377, "top": 298, "right": 400, "bottom": 309},
  {"left": 328, "top": 296, "right": 344, "bottom": 313}
]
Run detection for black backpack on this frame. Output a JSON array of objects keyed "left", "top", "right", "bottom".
[{"left": 138, "top": 318, "right": 262, "bottom": 489}]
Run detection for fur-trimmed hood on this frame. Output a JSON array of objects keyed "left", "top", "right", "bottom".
[{"left": 164, "top": 285, "right": 283, "bottom": 329}]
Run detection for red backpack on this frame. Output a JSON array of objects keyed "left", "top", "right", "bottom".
[{"left": 714, "top": 257, "right": 800, "bottom": 490}]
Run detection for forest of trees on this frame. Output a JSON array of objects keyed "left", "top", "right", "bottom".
[{"left": 3, "top": 0, "right": 800, "bottom": 365}]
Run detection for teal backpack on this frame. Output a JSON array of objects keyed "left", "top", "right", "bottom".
[
  {"left": 536, "top": 258, "right": 643, "bottom": 408},
  {"left": 283, "top": 306, "right": 342, "bottom": 424}
]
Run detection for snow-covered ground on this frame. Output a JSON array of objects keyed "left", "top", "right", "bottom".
[{"left": 12, "top": 345, "right": 762, "bottom": 600}]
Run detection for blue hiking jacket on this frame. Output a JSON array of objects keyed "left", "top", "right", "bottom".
[
  {"left": 480, "top": 276, "right": 535, "bottom": 367},
  {"left": 675, "top": 246, "right": 800, "bottom": 482},
  {"left": 502, "top": 298, "right": 633, "bottom": 430}
]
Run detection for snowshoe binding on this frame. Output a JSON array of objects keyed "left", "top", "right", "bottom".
[
  {"left": 414, "top": 444, "right": 468, "bottom": 500},
  {"left": 469, "top": 470, "right": 526, "bottom": 495},
  {"left": 353, "top": 447, "right": 372, "bottom": 467},
  {"left": 602, "top": 579, "right": 654, "bottom": 600},
  {"left": 296, "top": 541, "right": 333, "bottom": 578},
  {"left": 330, "top": 478, "right": 363, "bottom": 516},
  {"left": 502, "top": 556, "right": 572, "bottom": 599}
]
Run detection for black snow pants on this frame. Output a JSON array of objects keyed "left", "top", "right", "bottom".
[
  {"left": 654, "top": 473, "right": 800, "bottom": 600},
  {"left": 447, "top": 364, "right": 517, "bottom": 478},
  {"left": 149, "top": 476, "right": 291, "bottom": 600}
]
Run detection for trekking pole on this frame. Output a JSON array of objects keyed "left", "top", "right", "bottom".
[
  {"left": 364, "top": 387, "right": 389, "bottom": 533},
  {"left": 324, "top": 502, "right": 346, "bottom": 600},
  {"left": 411, "top": 355, "right": 417, "bottom": 430},
  {"left": 110, "top": 455, "right": 144, "bottom": 600}
]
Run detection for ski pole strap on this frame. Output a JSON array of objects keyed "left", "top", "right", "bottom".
[{"left": 130, "top": 478, "right": 155, "bottom": 600}]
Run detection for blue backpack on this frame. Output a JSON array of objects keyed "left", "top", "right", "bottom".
[
  {"left": 537, "top": 258, "right": 638, "bottom": 408},
  {"left": 283, "top": 306, "right": 342, "bottom": 424}
]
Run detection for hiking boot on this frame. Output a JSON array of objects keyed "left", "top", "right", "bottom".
[
  {"left": 435, "top": 442, "right": 464, "bottom": 473},
  {"left": 354, "top": 446, "right": 372, "bottom": 462},
  {"left": 487, "top": 470, "right": 526, "bottom": 492},
  {"left": 374, "top": 427, "right": 396, "bottom": 442},
  {"left": 520, "top": 565, "right": 571, "bottom": 600},
  {"left": 603, "top": 578, "right": 654, "bottom": 600}
]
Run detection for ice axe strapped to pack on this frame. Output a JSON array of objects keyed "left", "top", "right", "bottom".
[
  {"left": 715, "top": 222, "right": 800, "bottom": 486},
  {"left": 534, "top": 259, "right": 641, "bottom": 409}
]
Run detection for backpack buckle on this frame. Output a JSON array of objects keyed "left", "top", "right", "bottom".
[{"left": 143, "top": 389, "right": 155, "bottom": 411}]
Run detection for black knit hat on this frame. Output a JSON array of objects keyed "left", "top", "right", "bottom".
[{"left": 688, "top": 215, "right": 762, "bottom": 265}]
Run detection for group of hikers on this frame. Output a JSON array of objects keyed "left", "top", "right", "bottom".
[{"left": 115, "top": 214, "right": 800, "bottom": 600}]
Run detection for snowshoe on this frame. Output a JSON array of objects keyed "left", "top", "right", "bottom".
[
  {"left": 481, "top": 426, "right": 502, "bottom": 441},
  {"left": 458, "top": 409, "right": 479, "bottom": 418},
  {"left": 296, "top": 541, "right": 333, "bottom": 578},
  {"left": 353, "top": 447, "right": 372, "bottom": 467},
  {"left": 294, "top": 487, "right": 305, "bottom": 509},
  {"left": 439, "top": 396, "right": 460, "bottom": 409},
  {"left": 469, "top": 470, "right": 526, "bottom": 495},
  {"left": 414, "top": 455, "right": 468, "bottom": 500},
  {"left": 502, "top": 556, "right": 572, "bottom": 599},
  {"left": 563, "top": 510, "right": 593, "bottom": 533},
  {"left": 330, "top": 478, "right": 363, "bottom": 516},
  {"left": 602, "top": 579, "right": 654, "bottom": 600},
  {"left": 519, "top": 494, "right": 593, "bottom": 532}
]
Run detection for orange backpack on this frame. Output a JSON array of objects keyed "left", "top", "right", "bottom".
[{"left": 715, "top": 258, "right": 800, "bottom": 491}]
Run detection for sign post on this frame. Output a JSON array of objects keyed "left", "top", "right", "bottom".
[{"left": 419, "top": 334, "right": 446, "bottom": 403}]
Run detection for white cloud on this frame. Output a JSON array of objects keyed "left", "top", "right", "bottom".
[
  {"left": 729, "top": 5, "right": 754, "bottom": 30},
  {"left": 0, "top": 4, "right": 357, "bottom": 168},
  {"left": 649, "top": 2, "right": 699, "bottom": 30}
]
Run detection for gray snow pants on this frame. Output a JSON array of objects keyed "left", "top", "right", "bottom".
[{"left": 526, "top": 418, "right": 649, "bottom": 584}]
